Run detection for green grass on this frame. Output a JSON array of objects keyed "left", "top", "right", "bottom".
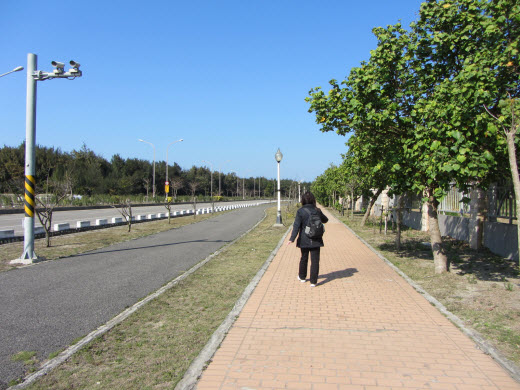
[{"left": 23, "top": 205, "right": 295, "bottom": 389}]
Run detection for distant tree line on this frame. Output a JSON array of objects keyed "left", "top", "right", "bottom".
[{"left": 0, "top": 143, "right": 310, "bottom": 200}]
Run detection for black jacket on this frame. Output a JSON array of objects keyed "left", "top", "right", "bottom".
[{"left": 289, "top": 204, "right": 329, "bottom": 248}]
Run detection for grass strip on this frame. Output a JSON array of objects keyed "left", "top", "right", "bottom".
[
  {"left": 1, "top": 211, "right": 232, "bottom": 273},
  {"left": 17, "top": 205, "right": 296, "bottom": 389},
  {"left": 333, "top": 209, "right": 520, "bottom": 367}
]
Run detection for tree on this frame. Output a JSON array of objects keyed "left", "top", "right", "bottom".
[
  {"left": 111, "top": 198, "right": 133, "bottom": 232},
  {"left": 170, "top": 177, "right": 183, "bottom": 200},
  {"left": 307, "top": 23, "right": 416, "bottom": 227},
  {"left": 400, "top": 0, "right": 511, "bottom": 272},
  {"left": 464, "top": 0, "right": 519, "bottom": 261},
  {"left": 188, "top": 180, "right": 200, "bottom": 218},
  {"left": 36, "top": 175, "right": 73, "bottom": 247},
  {"left": 307, "top": 1, "right": 514, "bottom": 273}
]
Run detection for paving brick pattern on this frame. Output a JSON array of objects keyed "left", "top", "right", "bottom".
[{"left": 196, "top": 209, "right": 520, "bottom": 389}]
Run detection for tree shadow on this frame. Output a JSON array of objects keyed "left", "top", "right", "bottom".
[
  {"left": 318, "top": 268, "right": 358, "bottom": 286},
  {"left": 69, "top": 239, "right": 230, "bottom": 257},
  {"left": 379, "top": 238, "right": 434, "bottom": 261},
  {"left": 443, "top": 237, "right": 519, "bottom": 282}
]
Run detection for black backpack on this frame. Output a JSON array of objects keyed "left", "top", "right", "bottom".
[{"left": 303, "top": 207, "right": 325, "bottom": 239}]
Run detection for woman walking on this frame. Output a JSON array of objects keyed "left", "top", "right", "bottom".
[{"left": 287, "top": 191, "right": 328, "bottom": 287}]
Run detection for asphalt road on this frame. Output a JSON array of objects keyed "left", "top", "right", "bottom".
[
  {"left": 0, "top": 200, "right": 260, "bottom": 235},
  {"left": 0, "top": 204, "right": 271, "bottom": 388}
]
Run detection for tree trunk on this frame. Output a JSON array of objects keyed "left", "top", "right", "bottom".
[
  {"left": 427, "top": 193, "right": 449, "bottom": 273},
  {"left": 395, "top": 194, "right": 405, "bottom": 251},
  {"left": 127, "top": 206, "right": 132, "bottom": 232},
  {"left": 350, "top": 191, "right": 354, "bottom": 219},
  {"left": 506, "top": 131, "right": 520, "bottom": 264},
  {"left": 361, "top": 187, "right": 383, "bottom": 226}
]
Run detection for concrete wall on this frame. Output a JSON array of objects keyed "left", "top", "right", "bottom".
[
  {"left": 438, "top": 215, "right": 469, "bottom": 243},
  {"left": 401, "top": 210, "right": 422, "bottom": 231},
  {"left": 400, "top": 210, "right": 517, "bottom": 261},
  {"left": 484, "top": 221, "right": 519, "bottom": 261}
]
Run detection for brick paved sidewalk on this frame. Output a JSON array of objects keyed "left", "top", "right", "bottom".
[{"left": 196, "top": 209, "right": 520, "bottom": 389}]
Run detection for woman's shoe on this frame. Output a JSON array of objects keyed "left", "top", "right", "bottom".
[{"left": 297, "top": 276, "right": 306, "bottom": 283}]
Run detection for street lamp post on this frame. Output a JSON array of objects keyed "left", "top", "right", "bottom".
[
  {"left": 138, "top": 139, "right": 156, "bottom": 200},
  {"left": 166, "top": 139, "right": 183, "bottom": 198},
  {"left": 275, "top": 148, "right": 283, "bottom": 225},
  {"left": 13, "top": 54, "right": 82, "bottom": 264},
  {"left": 218, "top": 160, "right": 230, "bottom": 197},
  {"left": 230, "top": 170, "right": 239, "bottom": 198},
  {"left": 0, "top": 65, "right": 24, "bottom": 78}
]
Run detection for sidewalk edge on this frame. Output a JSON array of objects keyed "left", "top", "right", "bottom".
[
  {"left": 336, "top": 213, "right": 520, "bottom": 383},
  {"left": 174, "top": 224, "right": 292, "bottom": 390}
]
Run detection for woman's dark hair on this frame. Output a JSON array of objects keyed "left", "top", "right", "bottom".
[{"left": 301, "top": 191, "right": 316, "bottom": 206}]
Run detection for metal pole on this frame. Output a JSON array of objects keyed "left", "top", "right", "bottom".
[
  {"left": 20, "top": 53, "right": 37, "bottom": 261},
  {"left": 276, "top": 162, "right": 282, "bottom": 224},
  {"left": 218, "top": 169, "right": 221, "bottom": 197},
  {"left": 152, "top": 147, "right": 156, "bottom": 199},
  {"left": 0, "top": 66, "right": 24, "bottom": 78},
  {"left": 242, "top": 178, "right": 245, "bottom": 200},
  {"left": 166, "top": 148, "right": 169, "bottom": 196}
]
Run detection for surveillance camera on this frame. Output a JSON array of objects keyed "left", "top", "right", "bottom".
[
  {"left": 70, "top": 60, "right": 80, "bottom": 68},
  {"left": 51, "top": 61, "right": 65, "bottom": 68}
]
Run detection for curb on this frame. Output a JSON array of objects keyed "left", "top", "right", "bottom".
[
  {"left": 336, "top": 213, "right": 520, "bottom": 384},
  {"left": 174, "top": 224, "right": 292, "bottom": 390}
]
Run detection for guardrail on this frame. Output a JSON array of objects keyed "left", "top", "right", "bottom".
[{"left": 0, "top": 202, "right": 271, "bottom": 245}]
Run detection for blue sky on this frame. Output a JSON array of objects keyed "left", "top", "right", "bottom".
[{"left": 0, "top": 0, "right": 423, "bottom": 182}]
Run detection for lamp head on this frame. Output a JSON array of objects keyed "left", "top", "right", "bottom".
[{"left": 275, "top": 148, "right": 283, "bottom": 162}]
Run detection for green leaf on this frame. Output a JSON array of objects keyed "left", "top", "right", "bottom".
[
  {"left": 430, "top": 140, "right": 441, "bottom": 150},
  {"left": 483, "top": 150, "right": 493, "bottom": 161}
]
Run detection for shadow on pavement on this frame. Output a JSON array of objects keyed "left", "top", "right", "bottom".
[{"left": 318, "top": 268, "right": 358, "bottom": 286}]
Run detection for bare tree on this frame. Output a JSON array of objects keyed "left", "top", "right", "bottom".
[
  {"left": 143, "top": 177, "right": 150, "bottom": 202},
  {"left": 164, "top": 197, "right": 174, "bottom": 224},
  {"left": 36, "top": 177, "right": 73, "bottom": 247},
  {"left": 188, "top": 180, "right": 199, "bottom": 218},
  {"left": 171, "top": 177, "right": 183, "bottom": 201},
  {"left": 111, "top": 198, "right": 133, "bottom": 232}
]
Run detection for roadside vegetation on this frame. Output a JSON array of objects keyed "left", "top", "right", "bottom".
[
  {"left": 333, "top": 208, "right": 520, "bottom": 366},
  {"left": 8, "top": 205, "right": 297, "bottom": 389}
]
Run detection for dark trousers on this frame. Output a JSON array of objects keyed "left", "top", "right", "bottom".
[{"left": 299, "top": 247, "right": 321, "bottom": 285}]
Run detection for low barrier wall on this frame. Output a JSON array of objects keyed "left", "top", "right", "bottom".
[
  {"left": 400, "top": 210, "right": 518, "bottom": 261},
  {"left": 0, "top": 202, "right": 272, "bottom": 245}
]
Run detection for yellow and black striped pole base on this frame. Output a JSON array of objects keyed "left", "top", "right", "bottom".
[{"left": 24, "top": 175, "right": 36, "bottom": 217}]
